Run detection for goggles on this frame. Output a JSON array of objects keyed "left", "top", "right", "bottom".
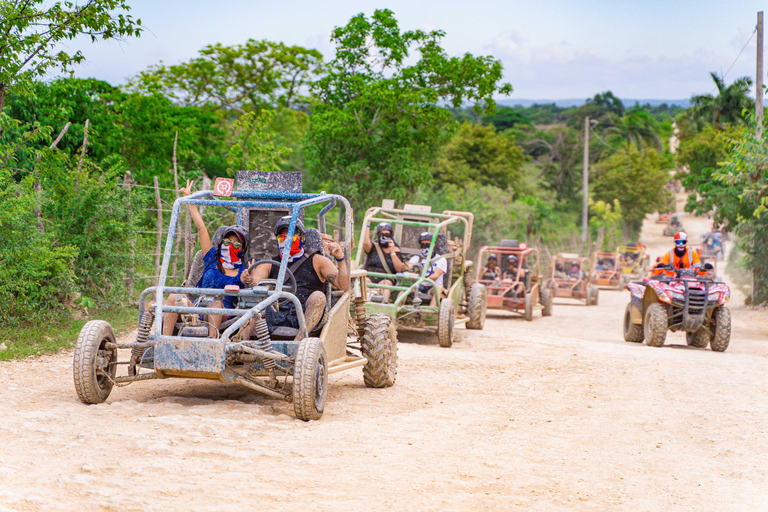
[
  {"left": 675, "top": 240, "right": 687, "bottom": 246},
  {"left": 379, "top": 232, "right": 393, "bottom": 238},
  {"left": 276, "top": 232, "right": 300, "bottom": 243},
  {"left": 222, "top": 239, "right": 243, "bottom": 249}
]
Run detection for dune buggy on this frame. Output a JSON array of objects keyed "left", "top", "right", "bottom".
[
  {"left": 591, "top": 250, "right": 622, "bottom": 289},
  {"left": 663, "top": 216, "right": 683, "bottom": 236},
  {"left": 623, "top": 263, "right": 731, "bottom": 351},
  {"left": 73, "top": 172, "right": 397, "bottom": 421},
  {"left": 474, "top": 241, "right": 552, "bottom": 321},
  {"left": 618, "top": 244, "right": 649, "bottom": 286},
  {"left": 546, "top": 253, "right": 599, "bottom": 306},
  {"left": 700, "top": 233, "right": 725, "bottom": 261},
  {"left": 354, "top": 203, "right": 486, "bottom": 348}
]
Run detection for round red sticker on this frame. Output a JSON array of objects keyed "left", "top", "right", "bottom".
[{"left": 213, "top": 178, "right": 234, "bottom": 197}]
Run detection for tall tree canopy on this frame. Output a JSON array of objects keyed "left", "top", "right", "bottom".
[
  {"left": 690, "top": 72, "right": 754, "bottom": 129},
  {"left": 305, "top": 9, "right": 512, "bottom": 210}
]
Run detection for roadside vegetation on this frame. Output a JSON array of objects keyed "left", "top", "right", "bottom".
[{"left": 1, "top": 2, "right": 766, "bottom": 353}]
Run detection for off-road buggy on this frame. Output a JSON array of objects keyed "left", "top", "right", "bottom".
[
  {"left": 700, "top": 233, "right": 725, "bottom": 261},
  {"left": 623, "top": 263, "right": 731, "bottom": 351},
  {"left": 474, "top": 241, "right": 552, "bottom": 321},
  {"left": 591, "top": 250, "right": 622, "bottom": 289},
  {"left": 73, "top": 172, "right": 397, "bottom": 421},
  {"left": 546, "top": 253, "right": 599, "bottom": 306},
  {"left": 663, "top": 216, "right": 683, "bottom": 236},
  {"left": 656, "top": 211, "right": 673, "bottom": 224},
  {"left": 617, "top": 244, "right": 649, "bottom": 286}
]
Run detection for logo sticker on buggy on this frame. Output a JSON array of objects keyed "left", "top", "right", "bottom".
[{"left": 214, "top": 178, "right": 234, "bottom": 197}]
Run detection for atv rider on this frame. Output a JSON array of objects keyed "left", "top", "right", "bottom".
[
  {"left": 361, "top": 222, "right": 406, "bottom": 303},
  {"left": 653, "top": 232, "right": 701, "bottom": 278},
  {"left": 407, "top": 232, "right": 447, "bottom": 306},
  {"left": 250, "top": 217, "right": 349, "bottom": 338},
  {"left": 163, "top": 180, "right": 254, "bottom": 337},
  {"left": 481, "top": 255, "right": 502, "bottom": 281}
]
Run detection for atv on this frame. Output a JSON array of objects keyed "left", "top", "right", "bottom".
[
  {"left": 663, "top": 216, "right": 683, "bottom": 236},
  {"left": 73, "top": 171, "right": 397, "bottom": 421},
  {"left": 474, "top": 241, "right": 552, "bottom": 321},
  {"left": 623, "top": 263, "right": 731, "bottom": 351},
  {"left": 354, "top": 203, "right": 486, "bottom": 348},
  {"left": 546, "top": 253, "right": 599, "bottom": 306},
  {"left": 700, "top": 233, "right": 725, "bottom": 261}
]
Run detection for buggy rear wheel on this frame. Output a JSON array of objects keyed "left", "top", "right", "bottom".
[
  {"left": 361, "top": 314, "right": 398, "bottom": 388},
  {"left": 588, "top": 286, "right": 599, "bottom": 306},
  {"left": 292, "top": 338, "right": 327, "bottom": 421},
  {"left": 437, "top": 298, "right": 455, "bottom": 348},
  {"left": 644, "top": 303, "right": 668, "bottom": 347},
  {"left": 623, "top": 303, "right": 644, "bottom": 343},
  {"left": 710, "top": 306, "right": 731, "bottom": 352},
  {"left": 466, "top": 283, "right": 487, "bottom": 330},
  {"left": 73, "top": 320, "right": 117, "bottom": 404},
  {"left": 524, "top": 292, "right": 533, "bottom": 321},
  {"left": 540, "top": 288, "right": 553, "bottom": 317}
]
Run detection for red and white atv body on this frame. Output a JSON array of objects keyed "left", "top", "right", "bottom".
[{"left": 623, "top": 267, "right": 731, "bottom": 351}]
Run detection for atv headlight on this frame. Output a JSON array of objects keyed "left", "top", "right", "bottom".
[
  {"left": 709, "top": 291, "right": 729, "bottom": 304},
  {"left": 657, "top": 291, "right": 672, "bottom": 304}
]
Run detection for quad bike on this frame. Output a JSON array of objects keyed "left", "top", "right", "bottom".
[
  {"left": 663, "top": 216, "right": 683, "bottom": 236},
  {"left": 354, "top": 203, "right": 486, "bottom": 348},
  {"left": 623, "top": 263, "right": 731, "bottom": 351},
  {"left": 656, "top": 211, "right": 673, "bottom": 224},
  {"left": 700, "top": 233, "right": 725, "bottom": 261},
  {"left": 592, "top": 251, "right": 622, "bottom": 290},
  {"left": 73, "top": 172, "right": 397, "bottom": 421},
  {"left": 617, "top": 244, "right": 649, "bottom": 286},
  {"left": 546, "top": 253, "right": 599, "bottom": 306},
  {"left": 474, "top": 241, "right": 552, "bottom": 321}
]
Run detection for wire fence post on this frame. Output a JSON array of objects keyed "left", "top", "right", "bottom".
[
  {"left": 154, "top": 176, "right": 163, "bottom": 286},
  {"left": 123, "top": 171, "right": 134, "bottom": 297}
]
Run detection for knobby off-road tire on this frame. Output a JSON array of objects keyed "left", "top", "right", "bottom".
[
  {"left": 644, "top": 302, "right": 668, "bottom": 347},
  {"left": 623, "top": 303, "right": 644, "bottom": 343},
  {"left": 524, "top": 292, "right": 533, "bottom": 321},
  {"left": 73, "top": 320, "right": 117, "bottom": 404},
  {"left": 540, "top": 287, "right": 553, "bottom": 317},
  {"left": 292, "top": 337, "right": 327, "bottom": 421},
  {"left": 361, "top": 314, "right": 398, "bottom": 388},
  {"left": 466, "top": 283, "right": 488, "bottom": 330},
  {"left": 710, "top": 306, "right": 731, "bottom": 352},
  {"left": 588, "top": 286, "right": 599, "bottom": 306},
  {"left": 437, "top": 298, "right": 455, "bottom": 348},
  {"left": 686, "top": 327, "right": 711, "bottom": 348}
]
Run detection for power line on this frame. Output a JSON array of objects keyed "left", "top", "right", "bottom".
[{"left": 711, "top": 27, "right": 757, "bottom": 93}]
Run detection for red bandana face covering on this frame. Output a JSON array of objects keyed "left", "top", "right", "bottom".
[
  {"left": 220, "top": 243, "right": 242, "bottom": 269},
  {"left": 278, "top": 237, "right": 304, "bottom": 261}
]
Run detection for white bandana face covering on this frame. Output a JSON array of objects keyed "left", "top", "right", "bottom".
[{"left": 421, "top": 248, "right": 429, "bottom": 258}]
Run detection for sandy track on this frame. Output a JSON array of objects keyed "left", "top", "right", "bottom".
[{"left": 1, "top": 207, "right": 767, "bottom": 511}]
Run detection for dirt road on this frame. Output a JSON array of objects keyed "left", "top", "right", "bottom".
[{"left": 1, "top": 208, "right": 767, "bottom": 512}]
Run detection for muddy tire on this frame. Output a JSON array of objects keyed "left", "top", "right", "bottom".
[
  {"left": 292, "top": 337, "right": 327, "bottom": 421},
  {"left": 710, "top": 306, "right": 731, "bottom": 352},
  {"left": 686, "top": 327, "right": 710, "bottom": 349},
  {"left": 466, "top": 283, "right": 487, "bottom": 330},
  {"left": 361, "top": 314, "right": 398, "bottom": 388},
  {"left": 437, "top": 298, "right": 455, "bottom": 347},
  {"left": 588, "top": 286, "right": 599, "bottom": 306},
  {"left": 540, "top": 288, "right": 553, "bottom": 317},
  {"left": 73, "top": 320, "right": 117, "bottom": 404},
  {"left": 524, "top": 292, "right": 533, "bottom": 321},
  {"left": 644, "top": 303, "right": 668, "bottom": 347},
  {"left": 623, "top": 303, "right": 644, "bottom": 343}
]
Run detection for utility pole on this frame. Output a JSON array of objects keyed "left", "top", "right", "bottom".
[
  {"left": 582, "top": 116, "right": 589, "bottom": 243},
  {"left": 757, "top": 11, "right": 764, "bottom": 139}
]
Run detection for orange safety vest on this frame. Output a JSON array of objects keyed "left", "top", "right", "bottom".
[{"left": 654, "top": 247, "right": 701, "bottom": 276}]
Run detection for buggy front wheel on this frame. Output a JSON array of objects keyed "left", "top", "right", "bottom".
[
  {"left": 361, "top": 314, "right": 398, "bottom": 388},
  {"left": 73, "top": 320, "right": 117, "bottom": 404},
  {"left": 293, "top": 338, "right": 327, "bottom": 421},
  {"left": 524, "top": 292, "right": 533, "bottom": 321},
  {"left": 437, "top": 298, "right": 455, "bottom": 347}
]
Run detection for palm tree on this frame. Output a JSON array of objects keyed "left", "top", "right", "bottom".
[
  {"left": 606, "top": 109, "right": 663, "bottom": 153},
  {"left": 691, "top": 72, "right": 754, "bottom": 128}
]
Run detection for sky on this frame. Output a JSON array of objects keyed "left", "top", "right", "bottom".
[{"left": 68, "top": 0, "right": 768, "bottom": 101}]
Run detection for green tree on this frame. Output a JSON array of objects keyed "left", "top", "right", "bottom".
[
  {"left": 130, "top": 39, "right": 322, "bottom": 113},
  {"left": 690, "top": 72, "right": 754, "bottom": 128},
  {"left": 225, "top": 110, "right": 292, "bottom": 174},
  {"left": 586, "top": 91, "right": 625, "bottom": 117},
  {"left": 482, "top": 106, "right": 532, "bottom": 131},
  {"left": 606, "top": 108, "right": 662, "bottom": 153},
  {"left": 592, "top": 149, "right": 669, "bottom": 236},
  {"left": 305, "top": 9, "right": 512, "bottom": 210},
  {"left": 589, "top": 199, "right": 623, "bottom": 250},
  {"left": 432, "top": 123, "right": 525, "bottom": 192},
  {"left": 0, "top": 0, "right": 141, "bottom": 116}
]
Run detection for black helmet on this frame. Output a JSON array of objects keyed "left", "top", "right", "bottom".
[
  {"left": 375, "top": 222, "right": 393, "bottom": 235},
  {"left": 273, "top": 216, "right": 305, "bottom": 236},
  {"left": 217, "top": 224, "right": 250, "bottom": 255},
  {"left": 419, "top": 232, "right": 433, "bottom": 244}
]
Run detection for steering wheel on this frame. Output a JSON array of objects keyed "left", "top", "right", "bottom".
[{"left": 248, "top": 259, "right": 298, "bottom": 307}]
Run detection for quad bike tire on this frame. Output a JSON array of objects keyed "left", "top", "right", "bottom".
[
  {"left": 437, "top": 298, "right": 455, "bottom": 348},
  {"left": 710, "top": 306, "right": 731, "bottom": 352},
  {"left": 686, "top": 327, "right": 710, "bottom": 349},
  {"left": 293, "top": 337, "right": 327, "bottom": 421},
  {"left": 644, "top": 303, "right": 668, "bottom": 347},
  {"left": 361, "top": 314, "right": 398, "bottom": 388},
  {"left": 73, "top": 320, "right": 117, "bottom": 404},
  {"left": 466, "top": 283, "right": 488, "bottom": 330},
  {"left": 540, "top": 287, "right": 553, "bottom": 317},
  {"left": 524, "top": 292, "right": 533, "bottom": 322},
  {"left": 623, "top": 303, "right": 644, "bottom": 343}
]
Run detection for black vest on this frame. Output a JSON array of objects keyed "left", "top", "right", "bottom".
[{"left": 270, "top": 253, "right": 325, "bottom": 306}]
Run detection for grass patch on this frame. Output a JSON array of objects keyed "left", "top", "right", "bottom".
[{"left": 0, "top": 307, "right": 137, "bottom": 361}]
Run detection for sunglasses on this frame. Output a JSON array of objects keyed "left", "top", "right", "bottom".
[
  {"left": 420, "top": 243, "right": 431, "bottom": 249},
  {"left": 276, "top": 232, "right": 300, "bottom": 243},
  {"left": 222, "top": 239, "right": 243, "bottom": 249},
  {"left": 675, "top": 240, "right": 687, "bottom": 246}
]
